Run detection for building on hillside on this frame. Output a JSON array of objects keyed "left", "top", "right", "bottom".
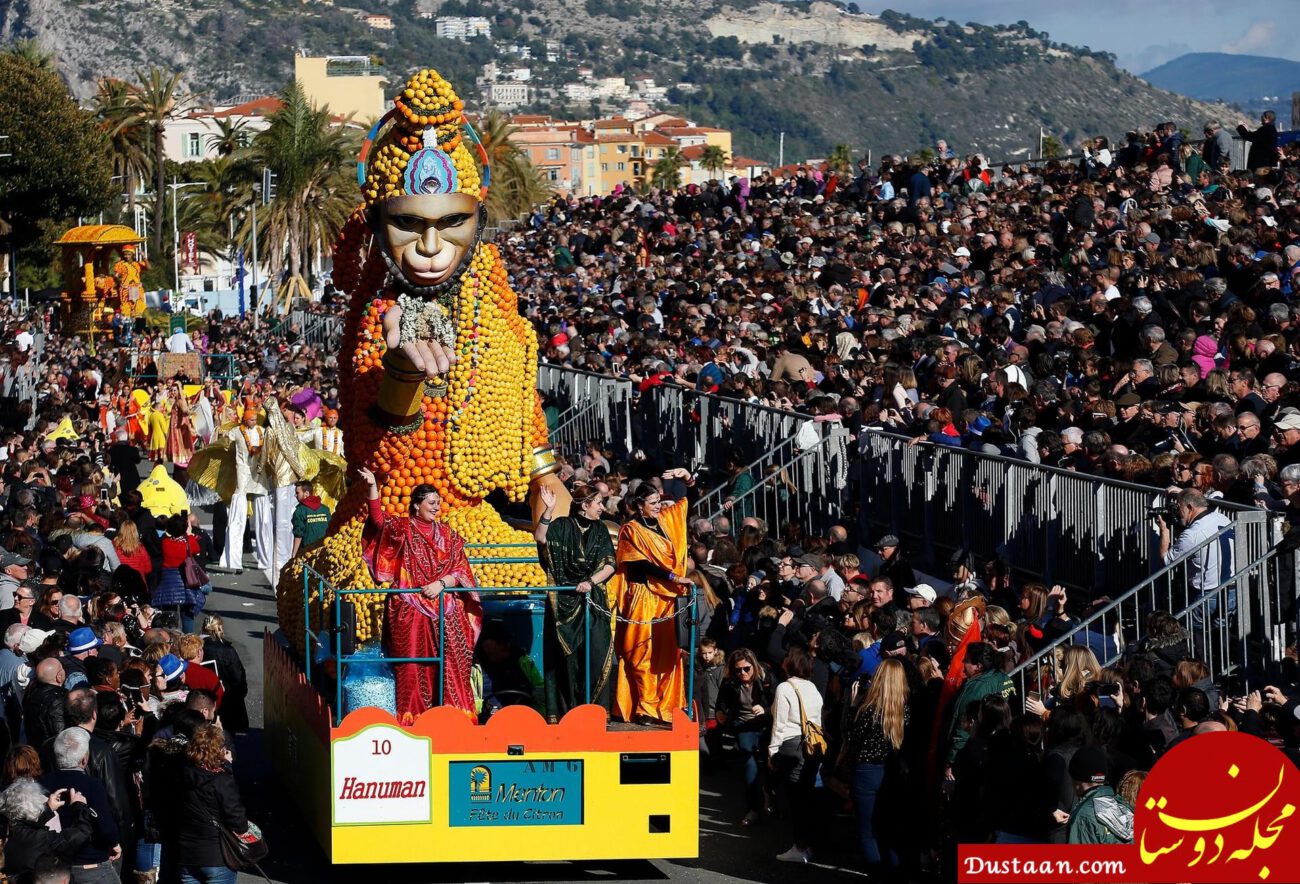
[
  {"left": 563, "top": 83, "right": 595, "bottom": 102},
  {"left": 594, "top": 77, "right": 631, "bottom": 100},
  {"left": 294, "top": 54, "right": 388, "bottom": 121},
  {"left": 435, "top": 16, "right": 491, "bottom": 40},
  {"left": 632, "top": 113, "right": 688, "bottom": 133},
  {"left": 502, "top": 114, "right": 758, "bottom": 197},
  {"left": 659, "top": 125, "right": 733, "bottom": 157},
  {"left": 484, "top": 82, "right": 530, "bottom": 110},
  {"left": 164, "top": 97, "right": 278, "bottom": 163},
  {"left": 511, "top": 124, "right": 592, "bottom": 194},
  {"left": 364, "top": 13, "right": 393, "bottom": 29}
]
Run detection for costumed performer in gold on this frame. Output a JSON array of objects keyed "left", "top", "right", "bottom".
[{"left": 608, "top": 469, "right": 696, "bottom": 726}]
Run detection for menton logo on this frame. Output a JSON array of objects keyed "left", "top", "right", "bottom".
[{"left": 469, "top": 765, "right": 491, "bottom": 802}]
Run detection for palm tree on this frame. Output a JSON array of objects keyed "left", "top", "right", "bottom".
[
  {"left": 242, "top": 81, "right": 359, "bottom": 308},
  {"left": 650, "top": 146, "right": 685, "bottom": 190},
  {"left": 826, "top": 143, "right": 853, "bottom": 176},
  {"left": 132, "top": 67, "right": 196, "bottom": 254},
  {"left": 207, "top": 117, "right": 252, "bottom": 157},
  {"left": 93, "top": 79, "right": 150, "bottom": 218},
  {"left": 699, "top": 144, "right": 728, "bottom": 180}
]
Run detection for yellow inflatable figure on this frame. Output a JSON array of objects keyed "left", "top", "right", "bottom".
[
  {"left": 276, "top": 68, "right": 569, "bottom": 649},
  {"left": 138, "top": 464, "right": 190, "bottom": 517}
]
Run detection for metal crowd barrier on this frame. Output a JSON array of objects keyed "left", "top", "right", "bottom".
[
  {"left": 857, "top": 430, "right": 1276, "bottom": 595},
  {"left": 534, "top": 367, "right": 1291, "bottom": 678},
  {"left": 697, "top": 431, "right": 853, "bottom": 538},
  {"left": 1012, "top": 541, "right": 1295, "bottom": 704},
  {"left": 8, "top": 332, "right": 45, "bottom": 430},
  {"left": 1010, "top": 527, "right": 1228, "bottom": 700},
  {"left": 536, "top": 364, "right": 632, "bottom": 456},
  {"left": 287, "top": 309, "right": 344, "bottom": 348},
  {"left": 536, "top": 371, "right": 819, "bottom": 473},
  {"left": 638, "top": 386, "right": 814, "bottom": 473},
  {"left": 301, "top": 562, "right": 699, "bottom": 727}
]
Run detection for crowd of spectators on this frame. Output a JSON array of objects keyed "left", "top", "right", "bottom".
[
  {"left": 508, "top": 113, "right": 1299, "bottom": 512},
  {"left": 497, "top": 112, "right": 1300, "bottom": 872},
  {"left": 0, "top": 108, "right": 1296, "bottom": 879},
  {"left": 0, "top": 303, "right": 265, "bottom": 883}
]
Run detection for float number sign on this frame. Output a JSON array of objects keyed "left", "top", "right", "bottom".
[
  {"left": 448, "top": 759, "right": 584, "bottom": 827},
  {"left": 331, "top": 725, "right": 432, "bottom": 826}
]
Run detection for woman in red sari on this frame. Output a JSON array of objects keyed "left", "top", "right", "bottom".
[
  {"left": 610, "top": 469, "right": 696, "bottom": 726},
  {"left": 357, "top": 467, "right": 482, "bottom": 722}
]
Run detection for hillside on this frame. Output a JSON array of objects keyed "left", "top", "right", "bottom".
[
  {"left": 1142, "top": 52, "right": 1300, "bottom": 113},
  {"left": 0, "top": 0, "right": 1244, "bottom": 162}
]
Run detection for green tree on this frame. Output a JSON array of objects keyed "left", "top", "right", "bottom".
[
  {"left": 93, "top": 78, "right": 149, "bottom": 218},
  {"left": 826, "top": 143, "right": 853, "bottom": 175},
  {"left": 699, "top": 144, "right": 728, "bottom": 179},
  {"left": 206, "top": 117, "right": 253, "bottom": 157},
  {"left": 178, "top": 155, "right": 254, "bottom": 264},
  {"left": 650, "top": 146, "right": 685, "bottom": 189},
  {"left": 132, "top": 67, "right": 196, "bottom": 255},
  {"left": 0, "top": 48, "right": 113, "bottom": 288},
  {"left": 242, "top": 81, "right": 359, "bottom": 300},
  {"left": 1041, "top": 134, "right": 1063, "bottom": 159}
]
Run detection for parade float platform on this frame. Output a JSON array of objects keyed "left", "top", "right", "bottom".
[{"left": 263, "top": 577, "right": 700, "bottom": 864}]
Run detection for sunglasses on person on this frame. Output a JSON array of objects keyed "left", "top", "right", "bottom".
[{"left": 734, "top": 665, "right": 753, "bottom": 673}]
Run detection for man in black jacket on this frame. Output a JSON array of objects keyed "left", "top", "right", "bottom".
[
  {"left": 22, "top": 657, "right": 66, "bottom": 750},
  {"left": 1237, "top": 111, "right": 1279, "bottom": 170},
  {"left": 64, "top": 688, "right": 135, "bottom": 860},
  {"left": 39, "top": 726, "right": 121, "bottom": 883},
  {"left": 106, "top": 429, "right": 142, "bottom": 497}
]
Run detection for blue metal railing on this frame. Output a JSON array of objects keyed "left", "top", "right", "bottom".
[{"left": 301, "top": 562, "right": 699, "bottom": 727}]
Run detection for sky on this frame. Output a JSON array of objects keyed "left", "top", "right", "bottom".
[{"left": 863, "top": 0, "right": 1300, "bottom": 73}]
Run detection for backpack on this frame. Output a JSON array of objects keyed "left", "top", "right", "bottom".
[{"left": 793, "top": 683, "right": 827, "bottom": 758}]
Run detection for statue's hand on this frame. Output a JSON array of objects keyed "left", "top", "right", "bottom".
[{"left": 383, "top": 304, "right": 459, "bottom": 380}]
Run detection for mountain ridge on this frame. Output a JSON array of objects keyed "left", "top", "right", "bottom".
[
  {"left": 1141, "top": 52, "right": 1300, "bottom": 112},
  {"left": 0, "top": 0, "right": 1245, "bottom": 162}
]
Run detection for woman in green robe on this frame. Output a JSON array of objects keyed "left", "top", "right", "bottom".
[{"left": 536, "top": 483, "right": 616, "bottom": 720}]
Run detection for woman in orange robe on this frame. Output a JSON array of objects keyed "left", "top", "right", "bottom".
[{"left": 610, "top": 468, "right": 696, "bottom": 726}]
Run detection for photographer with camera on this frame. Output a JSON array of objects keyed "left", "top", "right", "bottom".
[{"left": 1156, "top": 489, "right": 1233, "bottom": 661}]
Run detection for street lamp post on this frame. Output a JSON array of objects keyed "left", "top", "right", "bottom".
[
  {"left": 250, "top": 169, "right": 274, "bottom": 329},
  {"left": 169, "top": 178, "right": 204, "bottom": 298},
  {"left": 251, "top": 188, "right": 260, "bottom": 328}
]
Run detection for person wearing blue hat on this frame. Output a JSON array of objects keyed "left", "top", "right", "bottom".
[
  {"left": 156, "top": 653, "right": 189, "bottom": 704},
  {"left": 62, "top": 627, "right": 101, "bottom": 692}
]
